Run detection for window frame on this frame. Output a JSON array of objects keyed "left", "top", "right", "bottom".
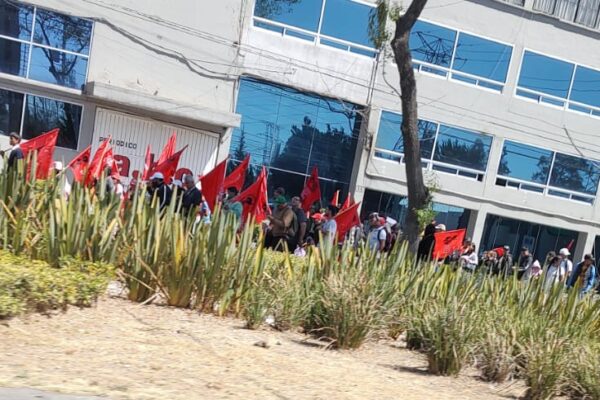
[
  {"left": 0, "top": 83, "right": 84, "bottom": 151},
  {"left": 495, "top": 138, "right": 599, "bottom": 204},
  {"left": 252, "top": 0, "right": 379, "bottom": 59},
  {"left": 0, "top": 2, "right": 93, "bottom": 91},
  {"left": 372, "top": 108, "right": 493, "bottom": 181},
  {"left": 410, "top": 18, "right": 515, "bottom": 93},
  {"left": 515, "top": 48, "right": 600, "bottom": 119}
]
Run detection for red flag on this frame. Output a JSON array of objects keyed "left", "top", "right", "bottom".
[
  {"left": 223, "top": 155, "right": 249, "bottom": 192},
  {"left": 341, "top": 193, "right": 353, "bottom": 211},
  {"left": 301, "top": 166, "right": 321, "bottom": 212},
  {"left": 86, "top": 136, "right": 112, "bottom": 186},
  {"left": 156, "top": 132, "right": 176, "bottom": 166},
  {"left": 235, "top": 167, "right": 268, "bottom": 223},
  {"left": 334, "top": 202, "right": 361, "bottom": 242},
  {"left": 433, "top": 229, "right": 467, "bottom": 260},
  {"left": 20, "top": 128, "right": 59, "bottom": 179},
  {"left": 66, "top": 145, "right": 91, "bottom": 183},
  {"left": 200, "top": 158, "right": 227, "bottom": 211},
  {"left": 105, "top": 148, "right": 121, "bottom": 180},
  {"left": 142, "top": 145, "right": 153, "bottom": 181},
  {"left": 152, "top": 145, "right": 187, "bottom": 184},
  {"left": 330, "top": 190, "right": 340, "bottom": 207},
  {"left": 566, "top": 239, "right": 575, "bottom": 251}
]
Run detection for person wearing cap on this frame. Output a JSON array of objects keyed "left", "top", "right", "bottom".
[
  {"left": 566, "top": 254, "right": 597, "bottom": 296},
  {"left": 148, "top": 172, "right": 172, "bottom": 210},
  {"left": 265, "top": 195, "right": 296, "bottom": 251},
  {"left": 367, "top": 213, "right": 387, "bottom": 253},
  {"left": 1, "top": 132, "right": 24, "bottom": 170},
  {"left": 53, "top": 161, "right": 71, "bottom": 198},
  {"left": 181, "top": 174, "right": 202, "bottom": 215},
  {"left": 558, "top": 248, "right": 573, "bottom": 279},
  {"left": 171, "top": 179, "right": 184, "bottom": 205}
]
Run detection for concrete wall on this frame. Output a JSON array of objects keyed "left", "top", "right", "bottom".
[{"left": 1, "top": 0, "right": 244, "bottom": 163}]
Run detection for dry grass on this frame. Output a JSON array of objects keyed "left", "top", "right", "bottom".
[{"left": 0, "top": 295, "right": 525, "bottom": 400}]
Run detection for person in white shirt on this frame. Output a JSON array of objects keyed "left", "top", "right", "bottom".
[
  {"left": 459, "top": 244, "right": 478, "bottom": 272},
  {"left": 320, "top": 205, "right": 338, "bottom": 245},
  {"left": 544, "top": 255, "right": 566, "bottom": 291},
  {"left": 367, "top": 213, "right": 387, "bottom": 252},
  {"left": 558, "top": 248, "right": 573, "bottom": 279}
]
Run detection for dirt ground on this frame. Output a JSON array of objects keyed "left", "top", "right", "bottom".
[{"left": 0, "top": 293, "right": 525, "bottom": 400}]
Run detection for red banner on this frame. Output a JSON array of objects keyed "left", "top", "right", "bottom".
[
  {"left": 152, "top": 145, "right": 187, "bottom": 184},
  {"left": 156, "top": 132, "right": 176, "bottom": 166},
  {"left": 223, "top": 155, "right": 249, "bottom": 192},
  {"left": 334, "top": 202, "right": 361, "bottom": 242},
  {"left": 20, "top": 128, "right": 59, "bottom": 179},
  {"left": 235, "top": 166, "right": 268, "bottom": 223},
  {"left": 433, "top": 229, "right": 466, "bottom": 260},
  {"left": 301, "top": 166, "right": 321, "bottom": 212},
  {"left": 200, "top": 158, "right": 227, "bottom": 212},
  {"left": 66, "top": 145, "right": 91, "bottom": 183}
]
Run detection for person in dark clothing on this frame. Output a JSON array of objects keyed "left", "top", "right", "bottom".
[
  {"left": 148, "top": 172, "right": 172, "bottom": 210},
  {"left": 496, "top": 246, "right": 513, "bottom": 277},
  {"left": 417, "top": 222, "right": 437, "bottom": 261},
  {"left": 181, "top": 174, "right": 202, "bottom": 215},
  {"left": 516, "top": 247, "right": 533, "bottom": 279},
  {"left": 1, "top": 132, "right": 24, "bottom": 170},
  {"left": 290, "top": 196, "right": 307, "bottom": 250}
]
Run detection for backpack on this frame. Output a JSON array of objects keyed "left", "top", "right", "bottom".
[{"left": 378, "top": 226, "right": 393, "bottom": 252}]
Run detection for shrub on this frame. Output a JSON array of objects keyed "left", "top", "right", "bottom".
[{"left": 0, "top": 251, "right": 113, "bottom": 319}]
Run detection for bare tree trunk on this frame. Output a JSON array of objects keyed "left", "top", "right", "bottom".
[{"left": 391, "top": 0, "right": 430, "bottom": 255}]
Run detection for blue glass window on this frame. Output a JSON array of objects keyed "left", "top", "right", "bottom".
[
  {"left": 498, "top": 141, "right": 553, "bottom": 184},
  {"left": 28, "top": 46, "right": 88, "bottom": 89},
  {"left": 410, "top": 20, "right": 456, "bottom": 68},
  {"left": 0, "top": 3, "right": 91, "bottom": 90},
  {"left": 0, "top": 0, "right": 33, "bottom": 40},
  {"left": 254, "top": 0, "right": 323, "bottom": 32},
  {"left": 375, "top": 111, "right": 436, "bottom": 159},
  {"left": 230, "top": 78, "right": 362, "bottom": 192},
  {"left": 253, "top": 0, "right": 378, "bottom": 53},
  {"left": 22, "top": 94, "right": 82, "bottom": 150},
  {"left": 517, "top": 51, "right": 574, "bottom": 99},
  {"left": 33, "top": 9, "right": 92, "bottom": 55},
  {"left": 321, "top": 0, "right": 374, "bottom": 47},
  {"left": 0, "top": 87, "right": 24, "bottom": 136},
  {"left": 549, "top": 153, "right": 600, "bottom": 195},
  {"left": 570, "top": 66, "right": 600, "bottom": 109},
  {"left": 453, "top": 33, "right": 512, "bottom": 83},
  {"left": 433, "top": 125, "right": 492, "bottom": 171},
  {"left": 0, "top": 37, "right": 28, "bottom": 77}
]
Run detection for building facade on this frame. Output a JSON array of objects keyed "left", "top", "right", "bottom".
[{"left": 2, "top": 0, "right": 600, "bottom": 261}]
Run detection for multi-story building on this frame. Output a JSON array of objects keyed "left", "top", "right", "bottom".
[{"left": 2, "top": 0, "right": 600, "bottom": 261}]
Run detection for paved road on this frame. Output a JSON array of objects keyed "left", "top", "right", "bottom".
[{"left": 0, "top": 388, "right": 106, "bottom": 400}]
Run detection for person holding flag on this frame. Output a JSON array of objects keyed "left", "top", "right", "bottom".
[
  {"left": 147, "top": 172, "right": 172, "bottom": 210},
  {"left": 223, "top": 186, "right": 243, "bottom": 221},
  {"left": 0, "top": 132, "right": 24, "bottom": 170}
]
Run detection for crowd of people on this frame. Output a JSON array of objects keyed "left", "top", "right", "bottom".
[{"left": 2, "top": 132, "right": 599, "bottom": 297}]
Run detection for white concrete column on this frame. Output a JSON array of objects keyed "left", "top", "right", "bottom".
[
  {"left": 573, "top": 230, "right": 597, "bottom": 262},
  {"left": 471, "top": 206, "right": 490, "bottom": 251},
  {"left": 350, "top": 107, "right": 381, "bottom": 209}
]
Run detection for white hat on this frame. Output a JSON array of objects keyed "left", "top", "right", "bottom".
[
  {"left": 435, "top": 224, "right": 446, "bottom": 231},
  {"left": 150, "top": 172, "right": 164, "bottom": 180},
  {"left": 53, "top": 161, "right": 63, "bottom": 171},
  {"left": 172, "top": 179, "right": 182, "bottom": 188},
  {"left": 559, "top": 248, "right": 571, "bottom": 256}
]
